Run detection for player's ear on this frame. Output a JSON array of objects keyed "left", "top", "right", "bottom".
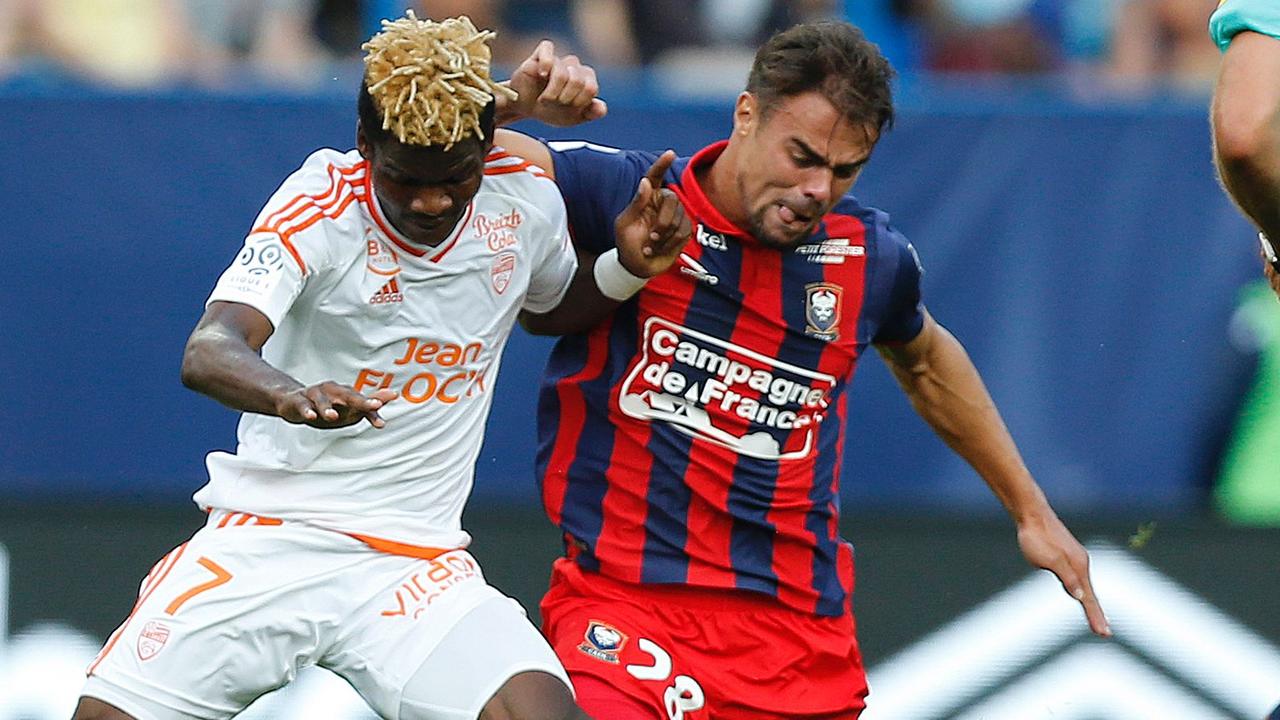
[
  {"left": 733, "top": 92, "right": 757, "bottom": 137},
  {"left": 356, "top": 121, "right": 372, "bottom": 160}
]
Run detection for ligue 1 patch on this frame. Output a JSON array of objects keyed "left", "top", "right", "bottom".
[
  {"left": 578, "top": 620, "right": 628, "bottom": 664},
  {"left": 491, "top": 251, "right": 516, "bottom": 294},
  {"left": 137, "top": 620, "right": 171, "bottom": 661},
  {"left": 804, "top": 282, "right": 842, "bottom": 341}
]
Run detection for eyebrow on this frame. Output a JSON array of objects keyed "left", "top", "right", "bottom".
[
  {"left": 792, "top": 139, "right": 868, "bottom": 175},
  {"left": 385, "top": 155, "right": 480, "bottom": 180}
]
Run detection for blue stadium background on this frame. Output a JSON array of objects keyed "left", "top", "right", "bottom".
[
  {"left": 0, "top": 80, "right": 1257, "bottom": 515},
  {"left": 3, "top": 68, "right": 1280, "bottom": 719}
]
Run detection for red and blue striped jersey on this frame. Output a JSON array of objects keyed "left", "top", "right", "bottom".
[{"left": 538, "top": 140, "right": 925, "bottom": 616}]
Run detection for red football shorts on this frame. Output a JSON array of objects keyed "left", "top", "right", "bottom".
[{"left": 540, "top": 559, "right": 868, "bottom": 719}]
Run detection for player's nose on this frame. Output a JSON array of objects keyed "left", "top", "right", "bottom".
[
  {"left": 797, "top": 167, "right": 833, "bottom": 206},
  {"left": 410, "top": 188, "right": 453, "bottom": 215}
]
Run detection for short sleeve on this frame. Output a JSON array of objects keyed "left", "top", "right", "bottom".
[
  {"left": 206, "top": 232, "right": 306, "bottom": 328},
  {"left": 523, "top": 191, "right": 579, "bottom": 314},
  {"left": 548, "top": 141, "right": 661, "bottom": 254},
  {"left": 1210, "top": 0, "right": 1280, "bottom": 50},
  {"left": 871, "top": 227, "right": 926, "bottom": 345},
  {"left": 206, "top": 148, "right": 352, "bottom": 326}
]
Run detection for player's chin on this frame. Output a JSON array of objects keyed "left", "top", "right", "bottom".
[{"left": 755, "top": 223, "right": 812, "bottom": 250}]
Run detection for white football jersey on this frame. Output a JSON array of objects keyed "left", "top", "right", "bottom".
[{"left": 192, "top": 146, "right": 576, "bottom": 553}]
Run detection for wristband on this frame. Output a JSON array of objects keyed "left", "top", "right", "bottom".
[{"left": 593, "top": 248, "right": 649, "bottom": 301}]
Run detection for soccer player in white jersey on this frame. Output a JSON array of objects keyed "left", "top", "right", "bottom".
[{"left": 73, "top": 13, "right": 688, "bottom": 720}]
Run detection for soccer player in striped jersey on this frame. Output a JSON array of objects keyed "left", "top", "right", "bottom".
[
  {"left": 73, "top": 14, "right": 688, "bottom": 720},
  {"left": 498, "top": 21, "right": 1109, "bottom": 719},
  {"left": 1211, "top": 0, "right": 1280, "bottom": 298}
]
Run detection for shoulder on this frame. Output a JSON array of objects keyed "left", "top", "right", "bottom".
[
  {"left": 827, "top": 196, "right": 907, "bottom": 250},
  {"left": 251, "top": 148, "right": 370, "bottom": 272},
  {"left": 480, "top": 146, "right": 566, "bottom": 228},
  {"left": 546, "top": 141, "right": 663, "bottom": 183},
  {"left": 1210, "top": 0, "right": 1280, "bottom": 49},
  {"left": 823, "top": 195, "right": 921, "bottom": 282},
  {"left": 277, "top": 148, "right": 368, "bottom": 195},
  {"left": 257, "top": 148, "right": 368, "bottom": 224}
]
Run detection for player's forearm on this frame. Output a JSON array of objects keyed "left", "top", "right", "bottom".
[
  {"left": 1213, "top": 32, "right": 1280, "bottom": 240},
  {"left": 879, "top": 325, "right": 1052, "bottom": 521},
  {"left": 181, "top": 328, "right": 304, "bottom": 418},
  {"left": 520, "top": 261, "right": 623, "bottom": 335}
]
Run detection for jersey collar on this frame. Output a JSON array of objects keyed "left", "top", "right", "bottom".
[
  {"left": 362, "top": 170, "right": 474, "bottom": 263},
  {"left": 677, "top": 140, "right": 752, "bottom": 238}
]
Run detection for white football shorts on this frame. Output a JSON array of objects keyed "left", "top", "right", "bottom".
[{"left": 81, "top": 511, "right": 571, "bottom": 719}]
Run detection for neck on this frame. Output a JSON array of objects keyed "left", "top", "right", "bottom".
[{"left": 699, "top": 140, "right": 749, "bottom": 228}]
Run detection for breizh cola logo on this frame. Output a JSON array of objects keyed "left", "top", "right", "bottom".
[{"left": 618, "top": 317, "right": 836, "bottom": 460}]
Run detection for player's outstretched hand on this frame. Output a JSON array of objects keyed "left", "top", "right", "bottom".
[
  {"left": 1017, "top": 511, "right": 1111, "bottom": 637},
  {"left": 613, "top": 150, "right": 692, "bottom": 278},
  {"left": 276, "top": 384, "right": 398, "bottom": 429},
  {"left": 504, "top": 40, "right": 607, "bottom": 127}
]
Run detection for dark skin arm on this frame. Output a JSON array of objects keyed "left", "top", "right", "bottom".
[
  {"left": 181, "top": 301, "right": 396, "bottom": 428},
  {"left": 519, "top": 150, "right": 691, "bottom": 335},
  {"left": 877, "top": 311, "right": 1111, "bottom": 637}
]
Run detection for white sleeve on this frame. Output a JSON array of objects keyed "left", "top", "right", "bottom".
[
  {"left": 206, "top": 149, "right": 349, "bottom": 326},
  {"left": 206, "top": 232, "right": 306, "bottom": 328},
  {"left": 521, "top": 194, "right": 578, "bottom": 314}
]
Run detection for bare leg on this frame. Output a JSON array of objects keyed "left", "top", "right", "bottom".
[
  {"left": 479, "top": 670, "right": 593, "bottom": 720},
  {"left": 70, "top": 697, "right": 137, "bottom": 720}
]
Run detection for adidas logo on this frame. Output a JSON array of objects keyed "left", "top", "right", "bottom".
[{"left": 369, "top": 278, "right": 403, "bottom": 305}]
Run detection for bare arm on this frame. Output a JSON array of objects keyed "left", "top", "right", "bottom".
[
  {"left": 877, "top": 312, "right": 1111, "bottom": 637},
  {"left": 494, "top": 129, "right": 557, "bottom": 179},
  {"left": 1213, "top": 31, "right": 1280, "bottom": 284},
  {"left": 181, "top": 301, "right": 395, "bottom": 428}
]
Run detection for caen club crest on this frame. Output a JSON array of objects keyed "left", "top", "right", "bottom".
[
  {"left": 137, "top": 620, "right": 171, "bottom": 661},
  {"left": 804, "top": 282, "right": 842, "bottom": 341},
  {"left": 491, "top": 251, "right": 516, "bottom": 294},
  {"left": 577, "top": 620, "right": 628, "bottom": 664}
]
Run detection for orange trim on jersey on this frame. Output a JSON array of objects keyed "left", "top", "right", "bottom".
[
  {"left": 484, "top": 161, "right": 537, "bottom": 175},
  {"left": 212, "top": 510, "right": 283, "bottom": 528},
  {"left": 276, "top": 236, "right": 308, "bottom": 274},
  {"left": 424, "top": 201, "right": 473, "bottom": 263},
  {"left": 254, "top": 189, "right": 363, "bottom": 275},
  {"left": 275, "top": 191, "right": 361, "bottom": 243},
  {"left": 362, "top": 170, "right": 425, "bottom": 258},
  {"left": 346, "top": 532, "right": 455, "bottom": 560},
  {"left": 262, "top": 175, "right": 365, "bottom": 235},
  {"left": 87, "top": 543, "right": 188, "bottom": 676},
  {"left": 252, "top": 163, "right": 368, "bottom": 274},
  {"left": 261, "top": 162, "right": 367, "bottom": 230}
]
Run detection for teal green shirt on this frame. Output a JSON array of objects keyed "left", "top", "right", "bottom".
[{"left": 1211, "top": 0, "right": 1280, "bottom": 51}]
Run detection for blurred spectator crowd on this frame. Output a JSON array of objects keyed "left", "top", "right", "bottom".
[{"left": 0, "top": 0, "right": 1221, "bottom": 92}]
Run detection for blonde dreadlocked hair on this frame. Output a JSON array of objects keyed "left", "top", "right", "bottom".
[{"left": 361, "top": 11, "right": 518, "bottom": 149}]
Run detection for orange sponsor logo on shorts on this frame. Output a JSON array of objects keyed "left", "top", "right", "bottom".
[{"left": 380, "top": 551, "right": 479, "bottom": 620}]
